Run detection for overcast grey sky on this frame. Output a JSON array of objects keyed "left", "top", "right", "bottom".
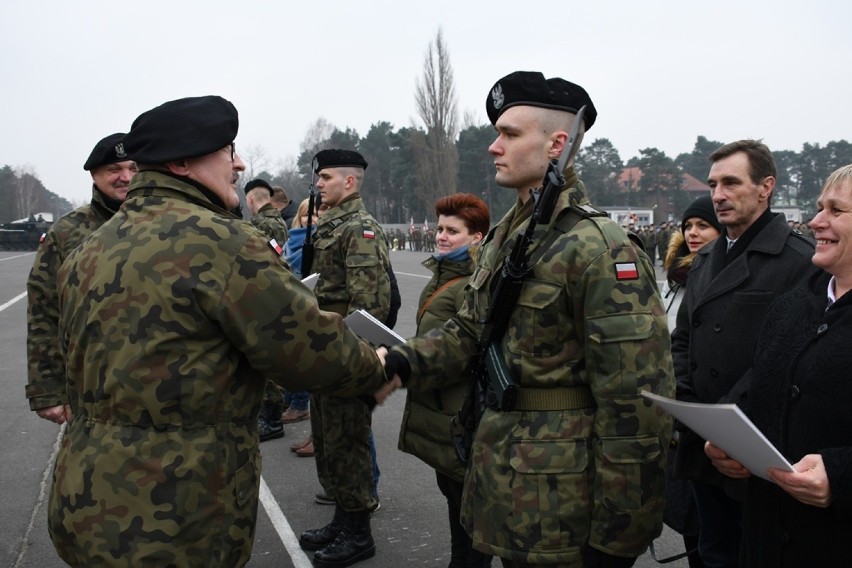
[{"left": 2, "top": 0, "right": 850, "bottom": 205}]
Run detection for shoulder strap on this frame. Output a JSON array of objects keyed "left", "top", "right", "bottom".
[{"left": 417, "top": 276, "right": 465, "bottom": 323}]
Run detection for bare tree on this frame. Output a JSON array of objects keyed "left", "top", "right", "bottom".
[
  {"left": 240, "top": 144, "right": 269, "bottom": 184},
  {"left": 299, "top": 117, "right": 336, "bottom": 154},
  {"left": 13, "top": 166, "right": 41, "bottom": 220},
  {"left": 413, "top": 28, "right": 459, "bottom": 208}
]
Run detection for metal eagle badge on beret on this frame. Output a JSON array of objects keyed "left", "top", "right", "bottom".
[
  {"left": 491, "top": 83, "right": 505, "bottom": 110},
  {"left": 115, "top": 142, "right": 127, "bottom": 159}
]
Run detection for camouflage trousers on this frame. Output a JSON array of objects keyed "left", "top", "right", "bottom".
[{"left": 310, "top": 393, "right": 376, "bottom": 512}]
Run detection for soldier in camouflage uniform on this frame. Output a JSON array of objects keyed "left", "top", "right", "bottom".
[
  {"left": 245, "top": 177, "right": 290, "bottom": 442},
  {"left": 382, "top": 72, "right": 674, "bottom": 567},
  {"left": 49, "top": 96, "right": 388, "bottom": 568},
  {"left": 26, "top": 132, "right": 137, "bottom": 424},
  {"left": 298, "top": 149, "right": 391, "bottom": 568}
]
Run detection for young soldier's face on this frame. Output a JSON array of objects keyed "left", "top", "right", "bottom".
[
  {"left": 315, "top": 168, "right": 347, "bottom": 208},
  {"left": 488, "top": 106, "right": 552, "bottom": 191}
]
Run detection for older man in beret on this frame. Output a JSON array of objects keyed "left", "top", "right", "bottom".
[
  {"left": 298, "top": 148, "right": 391, "bottom": 567},
  {"left": 26, "top": 132, "right": 137, "bottom": 424},
  {"left": 380, "top": 71, "right": 673, "bottom": 567},
  {"left": 48, "top": 95, "right": 388, "bottom": 568}
]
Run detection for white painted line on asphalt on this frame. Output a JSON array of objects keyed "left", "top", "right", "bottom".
[
  {"left": 393, "top": 271, "right": 430, "bottom": 279},
  {"left": 259, "top": 475, "right": 313, "bottom": 568},
  {"left": 14, "top": 424, "right": 64, "bottom": 568},
  {"left": 0, "top": 252, "right": 35, "bottom": 262},
  {"left": 0, "top": 291, "right": 27, "bottom": 313}
]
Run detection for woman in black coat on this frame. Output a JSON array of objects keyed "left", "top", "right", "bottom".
[{"left": 706, "top": 164, "right": 852, "bottom": 567}]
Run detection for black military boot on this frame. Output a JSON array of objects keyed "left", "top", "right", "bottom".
[
  {"left": 258, "top": 400, "right": 284, "bottom": 442},
  {"left": 312, "top": 509, "right": 375, "bottom": 568},
  {"left": 299, "top": 505, "right": 344, "bottom": 551}
]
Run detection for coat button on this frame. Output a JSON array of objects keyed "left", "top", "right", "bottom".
[
  {"left": 713, "top": 323, "right": 722, "bottom": 332},
  {"left": 691, "top": 362, "right": 698, "bottom": 371},
  {"left": 693, "top": 318, "right": 701, "bottom": 327},
  {"left": 710, "top": 368, "right": 719, "bottom": 377},
  {"left": 790, "top": 385, "right": 801, "bottom": 400},
  {"left": 817, "top": 323, "right": 828, "bottom": 334}
]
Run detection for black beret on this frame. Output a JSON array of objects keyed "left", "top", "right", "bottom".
[
  {"left": 313, "top": 149, "right": 368, "bottom": 173},
  {"left": 486, "top": 71, "right": 597, "bottom": 131},
  {"left": 245, "top": 178, "right": 273, "bottom": 196},
  {"left": 83, "top": 132, "right": 129, "bottom": 171},
  {"left": 123, "top": 95, "right": 238, "bottom": 163}
]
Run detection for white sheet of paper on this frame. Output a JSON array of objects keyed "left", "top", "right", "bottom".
[
  {"left": 344, "top": 309, "right": 404, "bottom": 347},
  {"left": 300, "top": 272, "right": 320, "bottom": 290},
  {"left": 641, "top": 392, "right": 795, "bottom": 481}
]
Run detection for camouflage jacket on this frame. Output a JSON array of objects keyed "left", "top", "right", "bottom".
[
  {"left": 250, "top": 202, "right": 289, "bottom": 249},
  {"left": 398, "top": 252, "right": 475, "bottom": 481},
  {"left": 50, "top": 171, "right": 385, "bottom": 567},
  {"left": 313, "top": 193, "right": 390, "bottom": 321},
  {"left": 392, "top": 168, "right": 674, "bottom": 564},
  {"left": 25, "top": 186, "right": 119, "bottom": 410}
]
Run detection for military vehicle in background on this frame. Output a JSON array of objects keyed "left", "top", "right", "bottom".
[{"left": 0, "top": 212, "right": 54, "bottom": 251}]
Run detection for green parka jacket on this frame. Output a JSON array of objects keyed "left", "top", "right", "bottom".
[{"left": 398, "top": 251, "right": 475, "bottom": 481}]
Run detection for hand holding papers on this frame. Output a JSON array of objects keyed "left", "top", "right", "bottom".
[
  {"left": 344, "top": 309, "right": 404, "bottom": 347},
  {"left": 641, "top": 392, "right": 794, "bottom": 482}
]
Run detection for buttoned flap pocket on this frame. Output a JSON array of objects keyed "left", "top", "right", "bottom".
[
  {"left": 587, "top": 312, "right": 655, "bottom": 344},
  {"left": 508, "top": 279, "right": 565, "bottom": 356},
  {"left": 599, "top": 436, "right": 663, "bottom": 512},
  {"left": 234, "top": 457, "right": 260, "bottom": 509},
  {"left": 506, "top": 438, "right": 593, "bottom": 552},
  {"left": 344, "top": 252, "right": 380, "bottom": 269}
]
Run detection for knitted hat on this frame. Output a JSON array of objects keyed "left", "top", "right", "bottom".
[{"left": 681, "top": 195, "right": 722, "bottom": 234}]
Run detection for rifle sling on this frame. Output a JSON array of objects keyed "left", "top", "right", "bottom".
[{"left": 484, "top": 203, "right": 605, "bottom": 412}]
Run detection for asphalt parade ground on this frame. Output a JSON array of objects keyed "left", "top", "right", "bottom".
[{"left": 1, "top": 249, "right": 688, "bottom": 567}]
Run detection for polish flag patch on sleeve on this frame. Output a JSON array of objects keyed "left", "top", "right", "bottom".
[
  {"left": 268, "top": 238, "right": 284, "bottom": 256},
  {"left": 363, "top": 229, "right": 375, "bottom": 239},
  {"left": 615, "top": 262, "right": 639, "bottom": 280}
]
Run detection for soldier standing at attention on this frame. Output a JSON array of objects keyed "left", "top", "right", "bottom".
[
  {"left": 26, "top": 132, "right": 137, "bottom": 424},
  {"left": 245, "top": 177, "right": 290, "bottom": 442},
  {"left": 298, "top": 149, "right": 391, "bottom": 567},
  {"left": 380, "top": 71, "right": 674, "bottom": 567},
  {"left": 50, "top": 96, "right": 388, "bottom": 568}
]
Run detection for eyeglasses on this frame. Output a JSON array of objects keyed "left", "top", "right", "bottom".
[{"left": 229, "top": 142, "right": 236, "bottom": 162}]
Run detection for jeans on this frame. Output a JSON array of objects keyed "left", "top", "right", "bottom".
[
  {"left": 369, "top": 429, "right": 380, "bottom": 498},
  {"left": 285, "top": 390, "right": 310, "bottom": 411}
]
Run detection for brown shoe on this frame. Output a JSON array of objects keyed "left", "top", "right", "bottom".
[
  {"left": 290, "top": 434, "right": 312, "bottom": 452},
  {"left": 295, "top": 439, "right": 315, "bottom": 457},
  {"left": 281, "top": 407, "right": 310, "bottom": 424}
]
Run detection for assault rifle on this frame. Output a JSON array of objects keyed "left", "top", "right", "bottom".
[
  {"left": 451, "top": 106, "right": 587, "bottom": 465},
  {"left": 301, "top": 159, "right": 318, "bottom": 276}
]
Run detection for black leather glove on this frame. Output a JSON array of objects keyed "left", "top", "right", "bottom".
[
  {"left": 383, "top": 350, "right": 411, "bottom": 386},
  {"left": 583, "top": 546, "right": 636, "bottom": 568}
]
